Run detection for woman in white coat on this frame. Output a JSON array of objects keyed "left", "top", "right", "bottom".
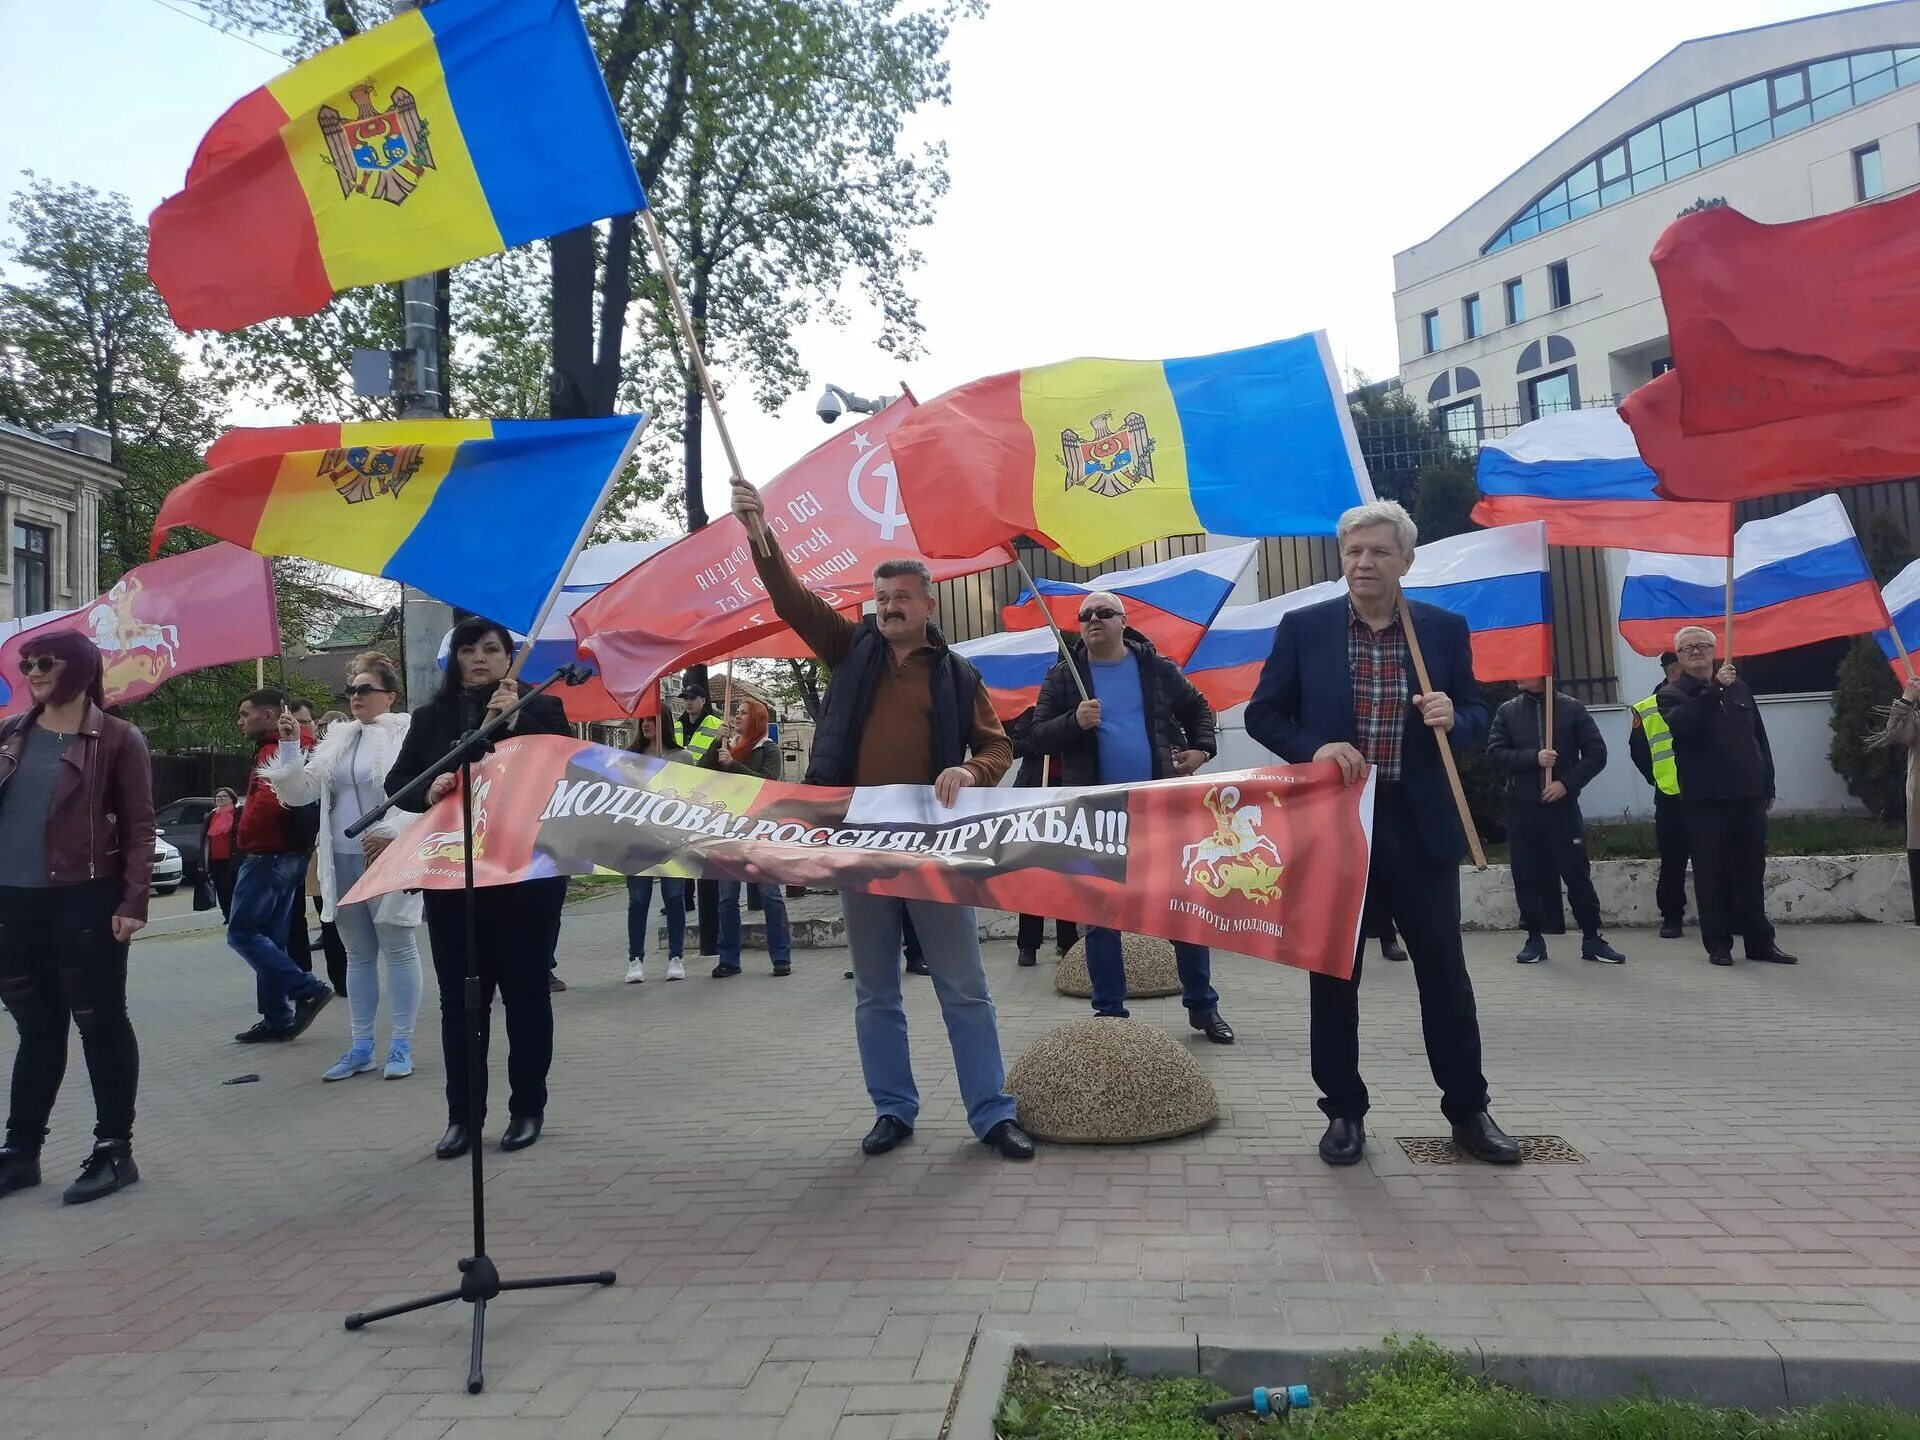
[{"left": 263, "top": 653, "right": 423, "bottom": 1081}]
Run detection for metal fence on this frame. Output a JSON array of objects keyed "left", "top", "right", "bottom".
[{"left": 151, "top": 752, "right": 254, "bottom": 809}]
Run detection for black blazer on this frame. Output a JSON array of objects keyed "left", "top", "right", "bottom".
[
  {"left": 1245, "top": 594, "right": 1488, "bottom": 862},
  {"left": 385, "top": 686, "right": 571, "bottom": 812}
]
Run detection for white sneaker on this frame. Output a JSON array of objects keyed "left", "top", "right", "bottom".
[
  {"left": 665, "top": 956, "right": 686, "bottom": 981},
  {"left": 625, "top": 959, "right": 645, "bottom": 984}
]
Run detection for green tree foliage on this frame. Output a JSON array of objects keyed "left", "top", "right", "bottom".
[
  {"left": 1345, "top": 377, "right": 1479, "bottom": 543},
  {"left": 1828, "top": 512, "right": 1914, "bottom": 821}
]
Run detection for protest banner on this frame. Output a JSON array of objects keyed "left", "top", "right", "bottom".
[{"left": 345, "top": 735, "right": 1375, "bottom": 978}]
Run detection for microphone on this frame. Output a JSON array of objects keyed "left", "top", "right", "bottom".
[{"left": 554, "top": 662, "right": 596, "bottom": 687}]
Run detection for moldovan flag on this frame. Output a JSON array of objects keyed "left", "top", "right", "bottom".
[
  {"left": 148, "top": 0, "right": 645, "bottom": 332},
  {"left": 153, "top": 415, "right": 646, "bottom": 637},
  {"left": 1002, "top": 542, "right": 1257, "bottom": 664},
  {"left": 0, "top": 544, "right": 278, "bottom": 716},
  {"left": 891, "top": 334, "right": 1374, "bottom": 566},
  {"left": 1184, "top": 579, "right": 1346, "bottom": 713},
  {"left": 1401, "top": 523, "right": 1553, "bottom": 681},
  {"left": 1621, "top": 367, "right": 1920, "bottom": 503},
  {"left": 1650, "top": 191, "right": 1920, "bottom": 435},
  {"left": 1618, "top": 495, "right": 1888, "bottom": 658},
  {"left": 1875, "top": 557, "right": 1920, "bottom": 679},
  {"left": 573, "top": 400, "right": 1010, "bottom": 710},
  {"left": 953, "top": 629, "right": 1067, "bottom": 721},
  {"left": 1473, "top": 409, "right": 1732, "bottom": 555}
]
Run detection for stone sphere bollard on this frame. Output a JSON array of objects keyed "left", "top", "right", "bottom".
[
  {"left": 1007, "top": 1017, "right": 1220, "bottom": 1143},
  {"left": 1053, "top": 933, "right": 1182, "bottom": 999}
]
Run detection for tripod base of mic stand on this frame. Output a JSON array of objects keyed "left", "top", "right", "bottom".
[{"left": 345, "top": 1257, "right": 615, "bottom": 1393}]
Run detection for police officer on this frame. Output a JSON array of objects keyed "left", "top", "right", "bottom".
[
  {"left": 1629, "top": 651, "right": 1690, "bottom": 938},
  {"left": 675, "top": 682, "right": 725, "bottom": 958},
  {"left": 1657, "top": 627, "right": 1796, "bottom": 969}
]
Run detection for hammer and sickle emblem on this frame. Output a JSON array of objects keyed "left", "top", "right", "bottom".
[{"left": 847, "top": 446, "right": 908, "bottom": 541}]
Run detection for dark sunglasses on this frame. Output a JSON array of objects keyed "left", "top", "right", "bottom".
[
  {"left": 1077, "top": 607, "right": 1123, "bottom": 623},
  {"left": 346, "top": 684, "right": 392, "bottom": 699},
  {"left": 18, "top": 656, "right": 61, "bottom": 676}
]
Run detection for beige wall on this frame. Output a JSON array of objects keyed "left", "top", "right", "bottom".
[{"left": 0, "top": 428, "right": 120, "bottom": 624}]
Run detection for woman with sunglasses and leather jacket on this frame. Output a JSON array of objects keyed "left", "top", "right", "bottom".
[
  {"left": 261, "top": 652, "right": 423, "bottom": 1084},
  {"left": 0, "top": 631, "right": 155, "bottom": 1206}
]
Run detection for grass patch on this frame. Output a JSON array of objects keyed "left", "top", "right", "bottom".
[
  {"left": 996, "top": 1338, "right": 1920, "bottom": 1439},
  {"left": 1484, "top": 813, "right": 1903, "bottom": 865}
]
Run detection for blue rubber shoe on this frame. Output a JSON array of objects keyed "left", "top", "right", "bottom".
[
  {"left": 323, "top": 1040, "right": 377, "bottom": 1081},
  {"left": 383, "top": 1038, "right": 413, "bottom": 1080}
]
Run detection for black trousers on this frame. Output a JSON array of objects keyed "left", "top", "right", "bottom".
[
  {"left": 695, "top": 878, "right": 719, "bottom": 956},
  {"left": 1507, "top": 799, "right": 1600, "bottom": 936},
  {"left": 1653, "top": 793, "right": 1691, "bottom": 923},
  {"left": 424, "top": 877, "right": 565, "bottom": 1126},
  {"left": 1310, "top": 784, "right": 1489, "bottom": 1125},
  {"left": 0, "top": 882, "right": 139, "bottom": 1150},
  {"left": 1909, "top": 848, "right": 1919, "bottom": 925},
  {"left": 210, "top": 857, "right": 237, "bottom": 921},
  {"left": 1016, "top": 914, "right": 1080, "bottom": 954},
  {"left": 1683, "top": 797, "right": 1774, "bottom": 954},
  {"left": 286, "top": 894, "right": 348, "bottom": 996}
]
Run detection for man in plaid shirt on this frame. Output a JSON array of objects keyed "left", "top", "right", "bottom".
[{"left": 1247, "top": 501, "right": 1518, "bottom": 1169}]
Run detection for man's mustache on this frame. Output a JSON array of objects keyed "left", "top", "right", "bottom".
[{"left": 881, "top": 611, "right": 907, "bottom": 623}]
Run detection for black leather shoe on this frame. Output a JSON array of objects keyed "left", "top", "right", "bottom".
[
  {"left": 1318, "top": 1118, "right": 1365, "bottom": 1166},
  {"left": 711, "top": 963, "right": 741, "bottom": 978},
  {"left": 284, "top": 986, "right": 333, "bottom": 1040},
  {"left": 1748, "top": 946, "right": 1799, "bottom": 964},
  {"left": 435, "top": 1124, "right": 471, "bottom": 1160},
  {"left": 1017, "top": 947, "right": 1038, "bottom": 967},
  {"left": 63, "top": 1141, "right": 138, "bottom": 1204},
  {"left": 772, "top": 964, "right": 792, "bottom": 977},
  {"left": 1452, "top": 1112, "right": 1522, "bottom": 1165},
  {"left": 983, "top": 1119, "right": 1035, "bottom": 1160},
  {"left": 1708, "top": 947, "right": 1735, "bottom": 967},
  {"left": 1659, "top": 919, "right": 1684, "bottom": 939},
  {"left": 861, "top": 1115, "right": 913, "bottom": 1155},
  {"left": 904, "top": 958, "right": 932, "bottom": 976},
  {"left": 0, "top": 1146, "right": 42, "bottom": 1198},
  {"left": 1191, "top": 1009, "right": 1235, "bottom": 1044},
  {"left": 234, "top": 1020, "right": 292, "bottom": 1044},
  {"left": 500, "top": 1116, "right": 542, "bottom": 1151},
  {"left": 1381, "top": 938, "right": 1409, "bottom": 963}
]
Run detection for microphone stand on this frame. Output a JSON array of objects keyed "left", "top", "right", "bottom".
[{"left": 340, "top": 666, "right": 613, "bottom": 1393}]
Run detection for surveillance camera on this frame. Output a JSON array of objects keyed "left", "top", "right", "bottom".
[{"left": 815, "top": 387, "right": 847, "bottom": 424}]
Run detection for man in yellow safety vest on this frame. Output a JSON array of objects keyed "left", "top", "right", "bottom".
[
  {"left": 1629, "top": 650, "right": 1689, "bottom": 939},
  {"left": 676, "top": 683, "right": 727, "bottom": 961}
]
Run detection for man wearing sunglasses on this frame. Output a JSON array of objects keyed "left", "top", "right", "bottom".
[{"left": 1028, "top": 591, "right": 1231, "bottom": 1042}]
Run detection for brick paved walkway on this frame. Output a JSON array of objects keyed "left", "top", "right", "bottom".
[{"left": 1, "top": 899, "right": 1917, "bottom": 1438}]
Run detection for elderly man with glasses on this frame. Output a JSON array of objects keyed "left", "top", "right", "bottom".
[
  {"left": 1656, "top": 626, "right": 1795, "bottom": 969},
  {"left": 1028, "top": 590, "right": 1229, "bottom": 1041}
]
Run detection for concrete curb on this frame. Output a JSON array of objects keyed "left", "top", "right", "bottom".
[{"left": 946, "top": 1329, "right": 1920, "bottom": 1437}]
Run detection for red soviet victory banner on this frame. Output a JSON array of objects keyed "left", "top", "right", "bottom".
[
  {"left": 345, "top": 735, "right": 1376, "bottom": 977},
  {"left": 1652, "top": 191, "right": 1920, "bottom": 436},
  {"left": 0, "top": 543, "right": 279, "bottom": 717},
  {"left": 572, "top": 399, "right": 1013, "bottom": 709}
]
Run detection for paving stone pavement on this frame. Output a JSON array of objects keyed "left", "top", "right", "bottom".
[{"left": 1, "top": 897, "right": 1917, "bottom": 1438}]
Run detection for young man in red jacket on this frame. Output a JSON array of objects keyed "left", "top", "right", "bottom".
[{"left": 228, "top": 689, "right": 331, "bottom": 1043}]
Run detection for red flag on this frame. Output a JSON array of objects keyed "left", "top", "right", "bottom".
[
  {"left": 0, "top": 544, "right": 279, "bottom": 716},
  {"left": 1653, "top": 192, "right": 1920, "bottom": 435},
  {"left": 1621, "top": 369, "right": 1920, "bottom": 503},
  {"left": 574, "top": 400, "right": 1011, "bottom": 708}
]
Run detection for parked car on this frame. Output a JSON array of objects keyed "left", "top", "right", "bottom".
[
  {"left": 152, "top": 837, "right": 183, "bottom": 896},
  {"left": 153, "top": 796, "right": 240, "bottom": 884}
]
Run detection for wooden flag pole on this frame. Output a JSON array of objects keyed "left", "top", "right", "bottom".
[
  {"left": 1397, "top": 591, "right": 1488, "bottom": 871},
  {"left": 1723, "top": 553, "right": 1736, "bottom": 665},
  {"left": 1890, "top": 616, "right": 1920, "bottom": 686},
  {"left": 640, "top": 209, "right": 770, "bottom": 558},
  {"left": 1011, "top": 553, "right": 1091, "bottom": 703},
  {"left": 1543, "top": 675, "right": 1555, "bottom": 799},
  {"left": 256, "top": 657, "right": 265, "bottom": 689},
  {"left": 722, "top": 665, "right": 734, "bottom": 732}
]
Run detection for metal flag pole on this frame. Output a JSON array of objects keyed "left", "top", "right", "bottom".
[
  {"left": 1723, "top": 553, "right": 1736, "bottom": 665},
  {"left": 1543, "top": 674, "right": 1554, "bottom": 799},
  {"left": 639, "top": 209, "right": 771, "bottom": 557},
  {"left": 1396, "top": 591, "right": 1488, "bottom": 871},
  {"left": 1011, "top": 553, "right": 1090, "bottom": 703}
]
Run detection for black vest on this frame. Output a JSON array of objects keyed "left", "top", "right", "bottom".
[{"left": 805, "top": 620, "right": 978, "bottom": 787}]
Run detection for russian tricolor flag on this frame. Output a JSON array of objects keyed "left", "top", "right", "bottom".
[
  {"left": 1473, "top": 409, "right": 1733, "bottom": 556},
  {"left": 1874, "top": 557, "right": 1920, "bottom": 679},
  {"left": 1619, "top": 495, "right": 1889, "bottom": 659},
  {"left": 1003, "top": 542, "right": 1257, "bottom": 664},
  {"left": 954, "top": 628, "right": 1068, "bottom": 721},
  {"left": 1184, "top": 579, "right": 1346, "bottom": 712},
  {"left": 1401, "top": 522, "right": 1554, "bottom": 681}
]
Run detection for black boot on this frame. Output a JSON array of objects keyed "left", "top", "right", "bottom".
[
  {"left": 63, "top": 1140, "right": 139, "bottom": 1205},
  {"left": 0, "top": 1144, "right": 42, "bottom": 1199}
]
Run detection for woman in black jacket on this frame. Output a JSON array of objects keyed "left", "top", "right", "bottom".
[{"left": 383, "top": 618, "right": 571, "bottom": 1158}]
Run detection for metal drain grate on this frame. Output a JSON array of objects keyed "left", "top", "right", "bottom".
[{"left": 1397, "top": 1134, "right": 1586, "bottom": 1165}]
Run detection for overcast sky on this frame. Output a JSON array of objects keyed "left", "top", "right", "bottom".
[{"left": 1, "top": 0, "right": 1853, "bottom": 525}]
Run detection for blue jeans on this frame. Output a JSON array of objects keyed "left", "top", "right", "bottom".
[
  {"left": 330, "top": 850, "right": 423, "bottom": 1043},
  {"left": 841, "top": 891, "right": 1015, "bottom": 1138},
  {"left": 1084, "top": 926, "right": 1217, "bottom": 1019},
  {"left": 626, "top": 875, "right": 686, "bottom": 960},
  {"left": 227, "top": 852, "right": 328, "bottom": 1029},
  {"left": 718, "top": 881, "right": 790, "bottom": 969}
]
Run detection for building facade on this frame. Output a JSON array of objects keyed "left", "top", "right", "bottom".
[{"left": 0, "top": 422, "right": 121, "bottom": 626}]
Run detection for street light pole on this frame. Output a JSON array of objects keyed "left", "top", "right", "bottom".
[{"left": 397, "top": 270, "right": 452, "bottom": 702}]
